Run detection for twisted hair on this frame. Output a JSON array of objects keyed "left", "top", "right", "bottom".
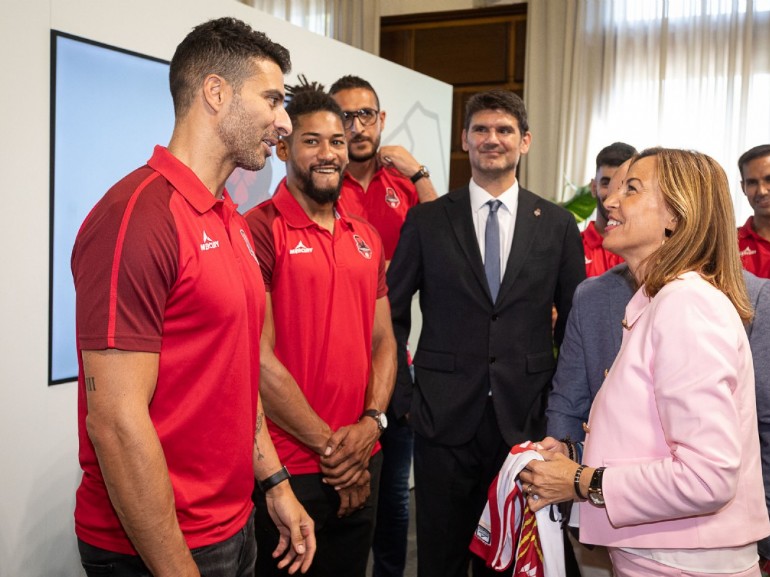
[{"left": 283, "top": 76, "right": 343, "bottom": 134}]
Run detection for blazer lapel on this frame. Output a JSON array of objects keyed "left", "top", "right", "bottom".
[
  {"left": 498, "top": 188, "right": 538, "bottom": 301},
  {"left": 609, "top": 265, "right": 634, "bottom": 352},
  {"left": 445, "top": 187, "right": 490, "bottom": 298}
]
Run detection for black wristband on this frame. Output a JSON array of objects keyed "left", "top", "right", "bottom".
[
  {"left": 573, "top": 465, "right": 587, "bottom": 500},
  {"left": 258, "top": 466, "right": 291, "bottom": 493}
]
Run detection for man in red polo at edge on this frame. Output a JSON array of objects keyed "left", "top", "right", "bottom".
[
  {"left": 71, "top": 18, "right": 314, "bottom": 577},
  {"left": 738, "top": 144, "right": 770, "bottom": 278},
  {"left": 581, "top": 142, "right": 636, "bottom": 277},
  {"left": 246, "top": 87, "right": 396, "bottom": 576},
  {"left": 329, "top": 75, "right": 438, "bottom": 264}
]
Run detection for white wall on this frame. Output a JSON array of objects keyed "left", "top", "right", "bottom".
[{"left": 0, "top": 1, "right": 451, "bottom": 575}]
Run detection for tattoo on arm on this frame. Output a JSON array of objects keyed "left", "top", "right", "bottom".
[
  {"left": 85, "top": 377, "right": 96, "bottom": 392},
  {"left": 255, "top": 411, "right": 265, "bottom": 461}
]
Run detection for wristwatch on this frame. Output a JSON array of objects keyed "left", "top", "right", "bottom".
[
  {"left": 361, "top": 409, "right": 388, "bottom": 432},
  {"left": 587, "top": 467, "right": 606, "bottom": 507},
  {"left": 410, "top": 165, "right": 430, "bottom": 184}
]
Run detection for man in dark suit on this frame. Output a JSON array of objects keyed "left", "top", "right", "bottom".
[{"left": 387, "top": 89, "right": 585, "bottom": 577}]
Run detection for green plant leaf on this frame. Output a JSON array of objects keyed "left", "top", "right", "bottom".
[{"left": 561, "top": 184, "right": 596, "bottom": 223}]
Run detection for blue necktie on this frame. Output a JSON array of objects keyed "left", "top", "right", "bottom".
[{"left": 485, "top": 200, "right": 502, "bottom": 302}]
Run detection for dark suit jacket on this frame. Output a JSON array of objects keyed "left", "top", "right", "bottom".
[{"left": 386, "top": 186, "right": 585, "bottom": 446}]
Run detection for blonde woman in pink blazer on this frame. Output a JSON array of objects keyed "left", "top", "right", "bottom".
[{"left": 520, "top": 148, "right": 770, "bottom": 576}]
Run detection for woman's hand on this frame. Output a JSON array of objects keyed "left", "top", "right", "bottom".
[
  {"left": 535, "top": 436, "right": 570, "bottom": 456},
  {"left": 519, "top": 450, "right": 591, "bottom": 512}
]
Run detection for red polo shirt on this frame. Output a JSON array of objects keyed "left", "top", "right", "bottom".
[
  {"left": 339, "top": 167, "right": 419, "bottom": 260},
  {"left": 72, "top": 146, "right": 265, "bottom": 553},
  {"left": 246, "top": 180, "right": 387, "bottom": 474},
  {"left": 582, "top": 220, "right": 624, "bottom": 278},
  {"left": 738, "top": 217, "right": 770, "bottom": 279}
]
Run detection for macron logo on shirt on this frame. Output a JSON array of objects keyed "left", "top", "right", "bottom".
[
  {"left": 740, "top": 246, "right": 757, "bottom": 257},
  {"left": 289, "top": 241, "right": 313, "bottom": 255},
  {"left": 200, "top": 231, "right": 220, "bottom": 251}
]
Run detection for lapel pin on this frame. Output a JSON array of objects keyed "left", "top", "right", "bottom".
[{"left": 534, "top": 208, "right": 541, "bottom": 217}]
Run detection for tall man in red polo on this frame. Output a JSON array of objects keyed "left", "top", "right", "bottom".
[
  {"left": 329, "top": 74, "right": 437, "bottom": 577},
  {"left": 246, "top": 87, "right": 397, "bottom": 577},
  {"left": 71, "top": 18, "right": 314, "bottom": 577},
  {"left": 738, "top": 144, "right": 770, "bottom": 278}
]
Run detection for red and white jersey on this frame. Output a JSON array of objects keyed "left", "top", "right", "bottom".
[
  {"left": 470, "top": 442, "right": 565, "bottom": 577},
  {"left": 582, "top": 221, "right": 624, "bottom": 278},
  {"left": 245, "top": 180, "right": 387, "bottom": 474},
  {"left": 339, "top": 167, "right": 418, "bottom": 261},
  {"left": 738, "top": 217, "right": 770, "bottom": 279},
  {"left": 73, "top": 146, "right": 264, "bottom": 553}
]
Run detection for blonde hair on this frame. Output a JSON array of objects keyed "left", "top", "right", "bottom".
[{"left": 637, "top": 148, "right": 752, "bottom": 322}]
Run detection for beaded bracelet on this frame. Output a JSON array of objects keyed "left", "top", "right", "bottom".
[{"left": 573, "top": 464, "right": 587, "bottom": 500}]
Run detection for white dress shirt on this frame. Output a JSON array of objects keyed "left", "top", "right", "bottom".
[{"left": 469, "top": 179, "right": 519, "bottom": 279}]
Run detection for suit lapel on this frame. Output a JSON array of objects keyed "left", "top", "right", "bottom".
[
  {"left": 498, "top": 188, "right": 538, "bottom": 301},
  {"left": 445, "top": 187, "right": 491, "bottom": 298},
  {"left": 610, "top": 265, "right": 634, "bottom": 352}
]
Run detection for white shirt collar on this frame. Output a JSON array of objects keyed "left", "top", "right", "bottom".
[{"left": 469, "top": 178, "right": 519, "bottom": 213}]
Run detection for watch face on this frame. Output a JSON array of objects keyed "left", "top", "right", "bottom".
[
  {"left": 588, "top": 490, "right": 605, "bottom": 507},
  {"left": 378, "top": 412, "right": 388, "bottom": 430}
]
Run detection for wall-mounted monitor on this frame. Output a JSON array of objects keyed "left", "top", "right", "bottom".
[{"left": 49, "top": 31, "right": 283, "bottom": 384}]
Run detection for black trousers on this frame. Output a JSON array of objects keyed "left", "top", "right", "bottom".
[
  {"left": 413, "top": 398, "right": 513, "bottom": 577},
  {"left": 253, "top": 451, "right": 383, "bottom": 577}
]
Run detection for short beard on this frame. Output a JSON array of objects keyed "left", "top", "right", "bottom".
[
  {"left": 349, "top": 148, "right": 377, "bottom": 163},
  {"left": 217, "top": 94, "right": 268, "bottom": 172},
  {"left": 347, "top": 133, "right": 381, "bottom": 163},
  {"left": 596, "top": 198, "right": 610, "bottom": 224},
  {"left": 296, "top": 168, "right": 342, "bottom": 206}
]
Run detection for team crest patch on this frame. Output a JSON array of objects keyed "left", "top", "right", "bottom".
[
  {"left": 353, "top": 234, "right": 373, "bottom": 259},
  {"left": 384, "top": 187, "right": 400, "bottom": 208}
]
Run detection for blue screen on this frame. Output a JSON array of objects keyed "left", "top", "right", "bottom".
[
  {"left": 49, "top": 32, "right": 284, "bottom": 384},
  {"left": 50, "top": 33, "right": 174, "bottom": 383}
]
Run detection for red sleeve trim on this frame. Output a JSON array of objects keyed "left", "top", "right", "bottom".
[
  {"left": 245, "top": 203, "right": 278, "bottom": 291},
  {"left": 107, "top": 171, "right": 161, "bottom": 348}
]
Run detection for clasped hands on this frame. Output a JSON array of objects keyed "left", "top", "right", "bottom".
[
  {"left": 518, "top": 436, "right": 586, "bottom": 513},
  {"left": 319, "top": 418, "right": 380, "bottom": 517}
]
